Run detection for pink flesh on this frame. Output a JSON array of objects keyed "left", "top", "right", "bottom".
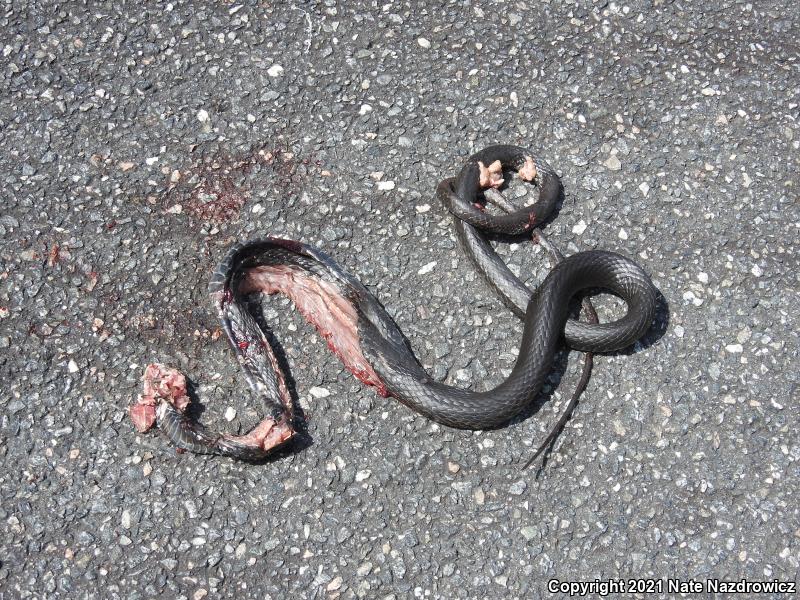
[
  {"left": 239, "top": 264, "right": 389, "bottom": 397},
  {"left": 517, "top": 156, "right": 537, "bottom": 182},
  {"left": 129, "top": 363, "right": 191, "bottom": 432},
  {"left": 130, "top": 401, "right": 156, "bottom": 432},
  {"left": 142, "top": 363, "right": 191, "bottom": 410},
  {"left": 225, "top": 416, "right": 295, "bottom": 450},
  {"left": 478, "top": 160, "right": 504, "bottom": 189}
]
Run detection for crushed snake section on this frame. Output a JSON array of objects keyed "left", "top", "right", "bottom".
[
  {"left": 128, "top": 264, "right": 388, "bottom": 459},
  {"left": 239, "top": 265, "right": 389, "bottom": 397},
  {"left": 129, "top": 363, "right": 190, "bottom": 433},
  {"left": 129, "top": 363, "right": 294, "bottom": 456}
]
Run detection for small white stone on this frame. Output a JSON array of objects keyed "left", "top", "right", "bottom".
[
  {"left": 145, "top": 156, "right": 159, "bottom": 166},
  {"left": 359, "top": 104, "right": 372, "bottom": 115},
  {"left": 267, "top": 64, "right": 284, "bottom": 77},
  {"left": 327, "top": 577, "right": 343, "bottom": 591},
  {"left": 751, "top": 264, "right": 763, "bottom": 277},
  {"left": 377, "top": 180, "right": 395, "bottom": 191},
  {"left": 701, "top": 87, "right": 715, "bottom": 96},
  {"left": 121, "top": 510, "right": 132, "bottom": 529},
  {"left": 355, "top": 470, "right": 371, "bottom": 482},
  {"left": 742, "top": 172, "right": 752, "bottom": 188},
  {"left": 417, "top": 37, "right": 431, "bottom": 48},
  {"left": 697, "top": 272, "right": 709, "bottom": 284},
  {"left": 246, "top": 113, "right": 256, "bottom": 123},
  {"left": 251, "top": 203, "right": 265, "bottom": 214},
  {"left": 604, "top": 155, "right": 621, "bottom": 170},
  {"left": 67, "top": 359, "right": 79, "bottom": 373},
  {"left": 196, "top": 109, "right": 209, "bottom": 122},
  {"left": 309, "top": 386, "right": 330, "bottom": 398},
  {"left": 674, "top": 325, "right": 685, "bottom": 338},
  {"left": 725, "top": 344, "right": 743, "bottom": 353},
  {"left": 415, "top": 204, "right": 431, "bottom": 213},
  {"left": 95, "top": 88, "right": 106, "bottom": 98},
  {"left": 417, "top": 261, "right": 436, "bottom": 275},
  {"left": 678, "top": 290, "right": 696, "bottom": 303},
  {"left": 572, "top": 220, "right": 587, "bottom": 235},
  {"left": 224, "top": 407, "right": 237, "bottom": 421},
  {"left": 618, "top": 228, "right": 629, "bottom": 240},
  {"left": 638, "top": 182, "right": 650, "bottom": 196}
]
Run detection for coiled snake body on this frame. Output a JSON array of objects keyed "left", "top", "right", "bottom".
[{"left": 130, "top": 145, "right": 658, "bottom": 463}]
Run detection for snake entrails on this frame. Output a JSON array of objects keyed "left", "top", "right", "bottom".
[{"left": 129, "top": 145, "right": 658, "bottom": 464}]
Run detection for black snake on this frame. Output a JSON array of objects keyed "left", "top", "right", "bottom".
[{"left": 130, "top": 145, "right": 658, "bottom": 464}]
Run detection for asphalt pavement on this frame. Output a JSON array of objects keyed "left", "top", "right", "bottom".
[{"left": 1, "top": 1, "right": 798, "bottom": 598}]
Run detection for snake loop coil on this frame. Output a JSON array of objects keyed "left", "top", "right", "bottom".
[{"left": 129, "top": 145, "right": 658, "bottom": 464}]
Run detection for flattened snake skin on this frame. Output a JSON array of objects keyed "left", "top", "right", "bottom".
[{"left": 134, "top": 145, "right": 658, "bottom": 463}]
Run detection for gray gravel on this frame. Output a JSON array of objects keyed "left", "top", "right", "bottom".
[{"left": 1, "top": 1, "right": 799, "bottom": 598}]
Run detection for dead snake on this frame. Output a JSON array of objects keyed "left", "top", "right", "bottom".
[{"left": 130, "top": 145, "right": 658, "bottom": 464}]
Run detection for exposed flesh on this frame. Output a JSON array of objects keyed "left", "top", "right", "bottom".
[{"left": 239, "top": 264, "right": 388, "bottom": 396}]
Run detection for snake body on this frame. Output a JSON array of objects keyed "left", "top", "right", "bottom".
[{"left": 137, "top": 145, "right": 658, "bottom": 461}]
